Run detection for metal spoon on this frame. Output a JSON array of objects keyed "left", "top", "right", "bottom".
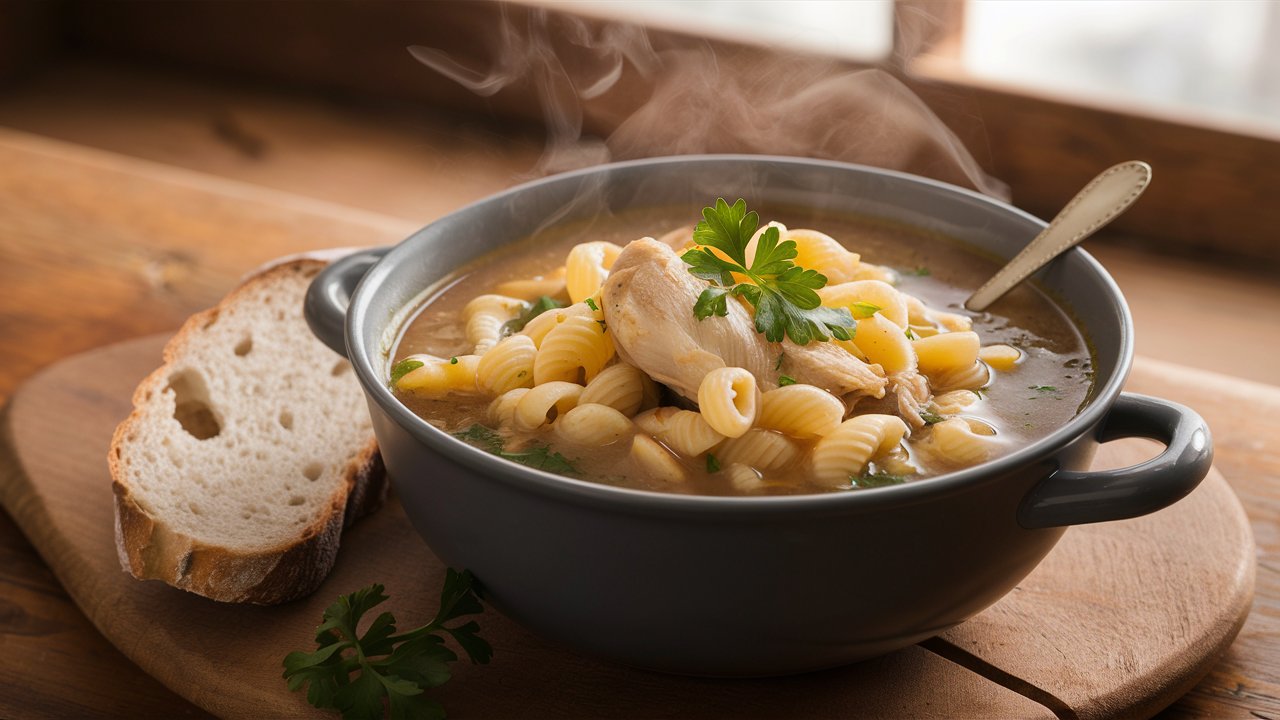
[{"left": 964, "top": 161, "right": 1152, "bottom": 312}]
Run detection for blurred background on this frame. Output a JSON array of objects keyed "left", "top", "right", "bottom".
[{"left": 1, "top": 0, "right": 1278, "bottom": 382}]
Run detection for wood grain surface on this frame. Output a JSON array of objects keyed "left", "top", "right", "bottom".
[
  {"left": 0, "top": 334, "right": 1254, "bottom": 719},
  {"left": 0, "top": 127, "right": 1276, "bottom": 718}
]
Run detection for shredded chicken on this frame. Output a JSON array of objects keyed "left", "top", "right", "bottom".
[
  {"left": 890, "top": 371, "right": 933, "bottom": 430},
  {"left": 601, "top": 238, "right": 887, "bottom": 403}
]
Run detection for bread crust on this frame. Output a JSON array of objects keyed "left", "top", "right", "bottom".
[{"left": 108, "top": 260, "right": 387, "bottom": 605}]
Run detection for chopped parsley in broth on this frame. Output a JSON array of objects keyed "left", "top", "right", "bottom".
[{"left": 390, "top": 203, "right": 1094, "bottom": 496}]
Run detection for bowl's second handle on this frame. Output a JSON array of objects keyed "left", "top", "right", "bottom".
[
  {"left": 1019, "top": 393, "right": 1213, "bottom": 528},
  {"left": 304, "top": 247, "right": 391, "bottom": 357}
]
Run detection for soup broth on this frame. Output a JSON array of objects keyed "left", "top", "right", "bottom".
[{"left": 391, "top": 204, "right": 1093, "bottom": 496}]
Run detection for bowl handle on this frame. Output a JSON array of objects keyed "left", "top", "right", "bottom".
[
  {"left": 304, "top": 247, "right": 391, "bottom": 357},
  {"left": 1018, "top": 393, "right": 1213, "bottom": 529}
]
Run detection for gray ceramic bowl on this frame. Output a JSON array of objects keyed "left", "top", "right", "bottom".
[{"left": 305, "top": 156, "right": 1212, "bottom": 676}]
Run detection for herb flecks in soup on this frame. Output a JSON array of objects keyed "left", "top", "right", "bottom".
[{"left": 391, "top": 199, "right": 1092, "bottom": 496}]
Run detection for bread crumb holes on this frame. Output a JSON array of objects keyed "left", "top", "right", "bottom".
[
  {"left": 302, "top": 462, "right": 323, "bottom": 481},
  {"left": 167, "top": 370, "right": 221, "bottom": 440}
]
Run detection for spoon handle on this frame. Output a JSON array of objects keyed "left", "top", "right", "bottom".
[{"left": 964, "top": 161, "right": 1152, "bottom": 312}]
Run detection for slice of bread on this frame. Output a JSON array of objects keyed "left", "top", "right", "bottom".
[{"left": 109, "top": 259, "right": 386, "bottom": 605}]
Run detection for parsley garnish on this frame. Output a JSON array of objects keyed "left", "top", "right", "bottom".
[
  {"left": 1027, "top": 385, "right": 1060, "bottom": 400},
  {"left": 282, "top": 570, "right": 491, "bottom": 720},
  {"left": 778, "top": 375, "right": 798, "bottom": 386},
  {"left": 584, "top": 297, "right": 598, "bottom": 311},
  {"left": 499, "top": 445, "right": 579, "bottom": 474},
  {"left": 854, "top": 471, "right": 908, "bottom": 488},
  {"left": 904, "top": 327, "right": 917, "bottom": 340},
  {"left": 449, "top": 356, "right": 458, "bottom": 365},
  {"left": 452, "top": 424, "right": 579, "bottom": 475},
  {"left": 681, "top": 198, "right": 855, "bottom": 345},
  {"left": 501, "top": 296, "right": 563, "bottom": 336},
  {"left": 971, "top": 388, "right": 986, "bottom": 399},
  {"left": 389, "top": 358, "right": 424, "bottom": 387},
  {"left": 774, "top": 352, "right": 785, "bottom": 371},
  {"left": 706, "top": 453, "right": 721, "bottom": 473},
  {"left": 849, "top": 301, "right": 881, "bottom": 319},
  {"left": 919, "top": 410, "right": 944, "bottom": 425}
]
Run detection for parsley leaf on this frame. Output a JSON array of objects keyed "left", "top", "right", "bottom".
[
  {"left": 451, "top": 424, "right": 504, "bottom": 453},
  {"left": 681, "top": 198, "right": 855, "bottom": 345},
  {"left": 778, "top": 375, "right": 798, "bottom": 386},
  {"left": 389, "top": 358, "right": 424, "bottom": 387},
  {"left": 501, "top": 296, "right": 563, "bottom": 336},
  {"left": 282, "top": 570, "right": 491, "bottom": 720},
  {"left": 706, "top": 453, "right": 721, "bottom": 473},
  {"left": 919, "top": 410, "right": 944, "bottom": 425},
  {"left": 499, "top": 445, "right": 578, "bottom": 474},
  {"left": 452, "top": 424, "right": 579, "bottom": 475},
  {"left": 854, "top": 471, "right": 908, "bottom": 488},
  {"left": 584, "top": 297, "right": 598, "bottom": 311},
  {"left": 849, "top": 301, "right": 881, "bottom": 319}
]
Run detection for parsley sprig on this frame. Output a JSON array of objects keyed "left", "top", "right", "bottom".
[
  {"left": 681, "top": 198, "right": 855, "bottom": 345},
  {"left": 282, "top": 570, "right": 491, "bottom": 720},
  {"left": 453, "top": 423, "right": 578, "bottom": 475}
]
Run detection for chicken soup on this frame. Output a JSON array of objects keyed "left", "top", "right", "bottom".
[{"left": 389, "top": 200, "right": 1093, "bottom": 495}]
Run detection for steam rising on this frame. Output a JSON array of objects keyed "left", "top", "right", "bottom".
[{"left": 409, "top": 5, "right": 1006, "bottom": 198}]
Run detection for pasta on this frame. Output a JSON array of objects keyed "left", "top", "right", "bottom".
[
  {"left": 811, "top": 414, "right": 909, "bottom": 487},
  {"left": 697, "top": 367, "right": 759, "bottom": 438},
  {"left": 724, "top": 463, "right": 765, "bottom": 493},
  {"left": 916, "top": 418, "right": 1001, "bottom": 468},
  {"left": 853, "top": 314, "right": 917, "bottom": 374},
  {"left": 513, "top": 381, "right": 583, "bottom": 432},
  {"left": 633, "top": 407, "right": 724, "bottom": 457},
  {"left": 494, "top": 266, "right": 567, "bottom": 300},
  {"left": 717, "top": 429, "right": 802, "bottom": 472},
  {"left": 565, "top": 241, "right": 624, "bottom": 303},
  {"left": 913, "top": 331, "right": 981, "bottom": 375},
  {"left": 579, "top": 363, "right": 659, "bottom": 417},
  {"left": 784, "top": 229, "right": 860, "bottom": 284},
  {"left": 390, "top": 203, "right": 1094, "bottom": 495},
  {"left": 756, "top": 384, "right": 844, "bottom": 439},
  {"left": 818, "top": 280, "right": 908, "bottom": 328},
  {"left": 979, "top": 344, "right": 1022, "bottom": 372},
  {"left": 488, "top": 388, "right": 530, "bottom": 427},
  {"left": 519, "top": 302, "right": 595, "bottom": 347},
  {"left": 930, "top": 361, "right": 991, "bottom": 392},
  {"left": 533, "top": 314, "right": 615, "bottom": 385},
  {"left": 462, "top": 294, "right": 526, "bottom": 355},
  {"left": 476, "top": 334, "right": 537, "bottom": 395},
  {"left": 630, "top": 433, "right": 686, "bottom": 483},
  {"left": 554, "top": 403, "right": 634, "bottom": 447},
  {"left": 930, "top": 389, "right": 980, "bottom": 415},
  {"left": 395, "top": 354, "right": 481, "bottom": 398}
]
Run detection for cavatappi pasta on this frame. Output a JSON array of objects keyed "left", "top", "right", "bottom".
[{"left": 391, "top": 205, "right": 1094, "bottom": 496}]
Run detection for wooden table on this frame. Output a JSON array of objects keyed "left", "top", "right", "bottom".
[{"left": 0, "top": 127, "right": 1276, "bottom": 718}]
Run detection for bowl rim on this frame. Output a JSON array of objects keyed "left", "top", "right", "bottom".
[{"left": 346, "top": 154, "right": 1133, "bottom": 516}]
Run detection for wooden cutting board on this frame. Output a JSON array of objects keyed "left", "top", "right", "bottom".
[{"left": 0, "top": 336, "right": 1255, "bottom": 719}]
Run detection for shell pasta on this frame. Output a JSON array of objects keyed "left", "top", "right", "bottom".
[{"left": 389, "top": 202, "right": 1094, "bottom": 496}]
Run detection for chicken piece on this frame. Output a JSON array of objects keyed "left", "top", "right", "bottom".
[
  {"left": 602, "top": 238, "right": 887, "bottom": 403},
  {"left": 890, "top": 371, "right": 932, "bottom": 430}
]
